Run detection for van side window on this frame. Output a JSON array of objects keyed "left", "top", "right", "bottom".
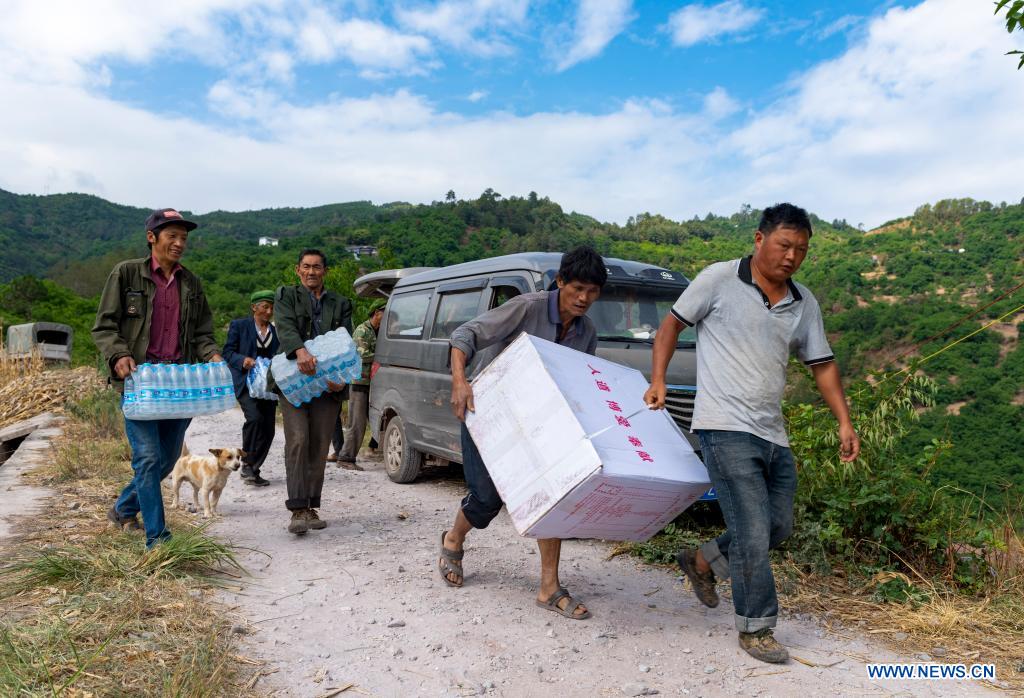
[
  {"left": 386, "top": 291, "right": 432, "bottom": 339},
  {"left": 489, "top": 285, "right": 521, "bottom": 309},
  {"left": 432, "top": 290, "right": 483, "bottom": 340}
]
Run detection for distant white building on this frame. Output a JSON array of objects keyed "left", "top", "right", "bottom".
[
  {"left": 346, "top": 245, "right": 378, "bottom": 259},
  {"left": 258, "top": 236, "right": 279, "bottom": 247}
]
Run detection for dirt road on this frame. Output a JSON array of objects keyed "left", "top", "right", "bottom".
[{"left": 183, "top": 409, "right": 963, "bottom": 697}]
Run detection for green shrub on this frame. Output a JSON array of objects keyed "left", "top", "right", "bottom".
[
  {"left": 785, "top": 370, "right": 998, "bottom": 588},
  {"left": 65, "top": 388, "right": 123, "bottom": 440}
]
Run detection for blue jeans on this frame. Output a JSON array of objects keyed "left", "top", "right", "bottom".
[
  {"left": 696, "top": 429, "right": 796, "bottom": 633},
  {"left": 116, "top": 417, "right": 191, "bottom": 548},
  {"left": 459, "top": 423, "right": 503, "bottom": 529}
]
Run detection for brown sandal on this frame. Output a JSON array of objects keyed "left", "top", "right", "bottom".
[
  {"left": 438, "top": 530, "right": 464, "bottom": 588},
  {"left": 536, "top": 587, "right": 591, "bottom": 620}
]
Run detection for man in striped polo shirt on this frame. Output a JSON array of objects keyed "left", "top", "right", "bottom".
[{"left": 644, "top": 203, "right": 860, "bottom": 663}]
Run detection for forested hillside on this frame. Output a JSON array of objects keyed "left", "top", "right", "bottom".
[
  {"left": 0, "top": 187, "right": 400, "bottom": 283},
  {"left": 1, "top": 189, "right": 1021, "bottom": 512}
]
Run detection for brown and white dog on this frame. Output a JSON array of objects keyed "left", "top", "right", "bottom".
[{"left": 170, "top": 444, "right": 246, "bottom": 518}]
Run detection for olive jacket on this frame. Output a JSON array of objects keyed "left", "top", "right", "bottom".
[
  {"left": 269, "top": 284, "right": 353, "bottom": 394},
  {"left": 91, "top": 257, "right": 220, "bottom": 392}
]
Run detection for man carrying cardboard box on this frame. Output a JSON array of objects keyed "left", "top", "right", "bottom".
[
  {"left": 438, "top": 246, "right": 607, "bottom": 620},
  {"left": 644, "top": 203, "right": 860, "bottom": 663}
]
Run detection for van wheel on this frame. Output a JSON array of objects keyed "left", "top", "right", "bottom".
[{"left": 383, "top": 416, "right": 423, "bottom": 483}]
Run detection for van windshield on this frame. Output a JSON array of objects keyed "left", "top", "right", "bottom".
[{"left": 590, "top": 284, "right": 697, "bottom": 345}]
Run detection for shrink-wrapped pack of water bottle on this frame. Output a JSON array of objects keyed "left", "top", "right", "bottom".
[
  {"left": 122, "top": 361, "right": 236, "bottom": 420},
  {"left": 246, "top": 357, "right": 277, "bottom": 401},
  {"left": 271, "top": 328, "right": 361, "bottom": 407}
]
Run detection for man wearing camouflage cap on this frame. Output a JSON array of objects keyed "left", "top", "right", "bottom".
[{"left": 338, "top": 299, "right": 386, "bottom": 467}]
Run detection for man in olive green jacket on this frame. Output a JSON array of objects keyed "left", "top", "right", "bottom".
[
  {"left": 91, "top": 208, "right": 221, "bottom": 548},
  {"left": 274, "top": 248, "right": 353, "bottom": 535}
]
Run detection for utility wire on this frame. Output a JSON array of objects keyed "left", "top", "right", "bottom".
[
  {"left": 880, "top": 301, "right": 1024, "bottom": 384},
  {"left": 888, "top": 278, "right": 1024, "bottom": 367}
]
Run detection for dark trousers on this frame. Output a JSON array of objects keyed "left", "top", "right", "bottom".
[
  {"left": 279, "top": 393, "right": 342, "bottom": 510},
  {"left": 459, "top": 423, "right": 504, "bottom": 529},
  {"left": 696, "top": 429, "right": 797, "bottom": 633},
  {"left": 237, "top": 390, "right": 277, "bottom": 475},
  {"left": 330, "top": 386, "right": 350, "bottom": 455},
  {"left": 340, "top": 385, "right": 369, "bottom": 460},
  {"left": 331, "top": 415, "right": 345, "bottom": 456}
]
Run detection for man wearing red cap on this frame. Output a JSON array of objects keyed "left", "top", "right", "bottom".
[{"left": 92, "top": 208, "right": 222, "bottom": 549}]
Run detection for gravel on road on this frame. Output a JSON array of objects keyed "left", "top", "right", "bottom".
[{"left": 182, "top": 409, "right": 968, "bottom": 697}]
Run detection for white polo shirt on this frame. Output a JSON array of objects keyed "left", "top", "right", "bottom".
[{"left": 671, "top": 256, "right": 834, "bottom": 447}]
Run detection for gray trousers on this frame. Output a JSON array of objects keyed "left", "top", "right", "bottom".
[
  {"left": 340, "top": 385, "right": 369, "bottom": 460},
  {"left": 279, "top": 392, "right": 342, "bottom": 510}
]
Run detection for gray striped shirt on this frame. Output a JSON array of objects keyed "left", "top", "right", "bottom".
[
  {"left": 450, "top": 290, "right": 598, "bottom": 373},
  {"left": 671, "top": 257, "right": 833, "bottom": 447}
]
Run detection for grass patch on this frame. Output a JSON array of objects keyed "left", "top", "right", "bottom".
[
  {"left": 0, "top": 391, "right": 258, "bottom": 696},
  {"left": 64, "top": 387, "right": 124, "bottom": 440},
  {"left": 2, "top": 526, "right": 244, "bottom": 597},
  {"left": 50, "top": 423, "right": 130, "bottom": 483}
]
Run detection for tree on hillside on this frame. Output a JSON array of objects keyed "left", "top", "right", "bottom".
[
  {"left": 1, "top": 276, "right": 48, "bottom": 320},
  {"left": 995, "top": 0, "right": 1024, "bottom": 69}
]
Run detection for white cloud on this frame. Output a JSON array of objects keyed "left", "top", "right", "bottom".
[
  {"left": 724, "top": 0, "right": 1024, "bottom": 226},
  {"left": 262, "top": 50, "right": 296, "bottom": 84},
  {"left": 296, "top": 11, "right": 434, "bottom": 75},
  {"left": 666, "top": 0, "right": 763, "bottom": 47},
  {"left": 467, "top": 90, "right": 489, "bottom": 102},
  {"left": 0, "top": 0, "right": 256, "bottom": 85},
  {"left": 395, "top": 0, "right": 528, "bottom": 56},
  {"left": 0, "top": 1, "right": 439, "bottom": 87},
  {"left": 816, "top": 14, "right": 861, "bottom": 41},
  {"left": 702, "top": 86, "right": 739, "bottom": 119},
  {"left": 555, "top": 0, "right": 635, "bottom": 71},
  {"left": 0, "top": 0, "right": 1022, "bottom": 234}
]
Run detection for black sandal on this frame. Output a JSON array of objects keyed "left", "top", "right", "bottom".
[{"left": 438, "top": 530, "right": 464, "bottom": 588}]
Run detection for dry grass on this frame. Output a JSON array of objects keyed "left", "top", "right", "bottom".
[
  {"left": 0, "top": 347, "right": 45, "bottom": 385},
  {"left": 779, "top": 563, "right": 1024, "bottom": 690},
  {"left": 0, "top": 389, "right": 263, "bottom": 696},
  {"left": 0, "top": 362, "right": 104, "bottom": 430}
]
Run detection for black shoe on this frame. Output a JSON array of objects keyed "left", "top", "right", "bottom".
[
  {"left": 240, "top": 466, "right": 256, "bottom": 481},
  {"left": 107, "top": 506, "right": 142, "bottom": 531},
  {"left": 251, "top": 475, "right": 270, "bottom": 487}
]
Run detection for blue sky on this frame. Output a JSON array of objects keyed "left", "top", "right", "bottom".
[{"left": 0, "top": 0, "right": 1022, "bottom": 228}]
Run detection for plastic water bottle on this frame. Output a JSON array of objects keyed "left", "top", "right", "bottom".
[
  {"left": 151, "top": 364, "right": 165, "bottom": 417},
  {"left": 198, "top": 362, "right": 212, "bottom": 409},
  {"left": 137, "top": 363, "right": 154, "bottom": 405},
  {"left": 215, "top": 362, "right": 233, "bottom": 411},
  {"left": 170, "top": 365, "right": 184, "bottom": 416},
  {"left": 186, "top": 364, "right": 198, "bottom": 414},
  {"left": 123, "top": 374, "right": 137, "bottom": 418}
]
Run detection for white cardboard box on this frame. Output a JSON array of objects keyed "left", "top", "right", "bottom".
[{"left": 465, "top": 333, "right": 711, "bottom": 541}]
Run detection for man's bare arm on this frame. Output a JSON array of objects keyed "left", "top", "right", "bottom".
[
  {"left": 449, "top": 347, "right": 475, "bottom": 421},
  {"left": 643, "top": 313, "right": 686, "bottom": 409},
  {"left": 810, "top": 361, "right": 860, "bottom": 462}
]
